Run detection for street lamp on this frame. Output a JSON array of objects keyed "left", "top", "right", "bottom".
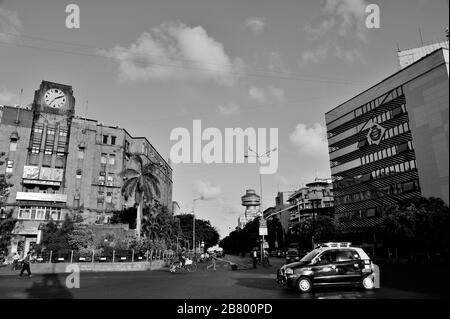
[
  {"left": 193, "top": 196, "right": 205, "bottom": 260},
  {"left": 245, "top": 147, "right": 277, "bottom": 263}
]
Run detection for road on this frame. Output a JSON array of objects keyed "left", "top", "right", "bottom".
[{"left": 0, "top": 258, "right": 443, "bottom": 299}]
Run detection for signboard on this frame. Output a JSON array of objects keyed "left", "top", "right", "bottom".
[
  {"left": 39, "top": 167, "right": 63, "bottom": 182},
  {"left": 259, "top": 218, "right": 268, "bottom": 236},
  {"left": 23, "top": 179, "right": 60, "bottom": 186},
  {"left": 263, "top": 242, "right": 269, "bottom": 249},
  {"left": 16, "top": 192, "right": 67, "bottom": 202},
  {"left": 23, "top": 166, "right": 40, "bottom": 179}
]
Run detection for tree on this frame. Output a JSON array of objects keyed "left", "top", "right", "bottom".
[
  {"left": 36, "top": 214, "right": 80, "bottom": 255},
  {"left": 297, "top": 215, "right": 337, "bottom": 249},
  {"left": 0, "top": 152, "right": 16, "bottom": 255},
  {"left": 67, "top": 219, "right": 95, "bottom": 252},
  {"left": 119, "top": 154, "right": 160, "bottom": 238},
  {"left": 177, "top": 214, "right": 220, "bottom": 250},
  {"left": 381, "top": 197, "right": 449, "bottom": 257}
]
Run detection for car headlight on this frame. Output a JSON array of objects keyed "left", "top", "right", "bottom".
[{"left": 285, "top": 268, "right": 294, "bottom": 275}]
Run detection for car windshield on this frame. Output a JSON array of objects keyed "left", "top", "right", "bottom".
[{"left": 300, "top": 249, "right": 321, "bottom": 262}]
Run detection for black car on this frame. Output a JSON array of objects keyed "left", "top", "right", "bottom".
[
  {"left": 277, "top": 243, "right": 379, "bottom": 293},
  {"left": 285, "top": 249, "right": 300, "bottom": 264}
]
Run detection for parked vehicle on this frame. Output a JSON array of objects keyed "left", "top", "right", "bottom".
[
  {"left": 285, "top": 249, "right": 300, "bottom": 264},
  {"left": 277, "top": 242, "right": 379, "bottom": 293}
]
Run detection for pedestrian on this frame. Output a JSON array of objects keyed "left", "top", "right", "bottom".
[
  {"left": 19, "top": 251, "right": 32, "bottom": 278},
  {"left": 207, "top": 252, "right": 217, "bottom": 270},
  {"left": 263, "top": 249, "right": 271, "bottom": 267},
  {"left": 11, "top": 251, "right": 20, "bottom": 271},
  {"left": 252, "top": 249, "right": 258, "bottom": 269}
]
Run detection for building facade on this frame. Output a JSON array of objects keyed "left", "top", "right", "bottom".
[
  {"left": 0, "top": 81, "right": 172, "bottom": 254},
  {"left": 325, "top": 48, "right": 449, "bottom": 225},
  {"left": 287, "top": 180, "right": 334, "bottom": 232}
]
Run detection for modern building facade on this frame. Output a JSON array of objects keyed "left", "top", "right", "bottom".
[
  {"left": 0, "top": 81, "right": 172, "bottom": 254},
  {"left": 325, "top": 48, "right": 449, "bottom": 226}
]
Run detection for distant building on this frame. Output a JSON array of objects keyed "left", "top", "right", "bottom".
[
  {"left": 287, "top": 180, "right": 334, "bottom": 232},
  {"left": 172, "top": 201, "right": 181, "bottom": 215},
  {"left": 325, "top": 48, "right": 449, "bottom": 233},
  {"left": 237, "top": 189, "right": 260, "bottom": 229},
  {"left": 0, "top": 81, "right": 172, "bottom": 255}
]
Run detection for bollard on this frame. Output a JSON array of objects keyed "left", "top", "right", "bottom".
[
  {"left": 132, "top": 249, "right": 134, "bottom": 263},
  {"left": 92, "top": 250, "right": 95, "bottom": 263},
  {"left": 49, "top": 251, "right": 53, "bottom": 264},
  {"left": 70, "top": 250, "right": 73, "bottom": 264},
  {"left": 112, "top": 250, "right": 115, "bottom": 263},
  {"left": 146, "top": 250, "right": 149, "bottom": 262}
]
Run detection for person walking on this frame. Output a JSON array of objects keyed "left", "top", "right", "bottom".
[
  {"left": 252, "top": 249, "right": 258, "bottom": 269},
  {"left": 207, "top": 252, "right": 217, "bottom": 271},
  {"left": 11, "top": 251, "right": 20, "bottom": 271},
  {"left": 263, "top": 249, "right": 271, "bottom": 267},
  {"left": 19, "top": 251, "right": 32, "bottom": 278}
]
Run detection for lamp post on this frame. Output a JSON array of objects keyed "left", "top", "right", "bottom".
[
  {"left": 245, "top": 147, "right": 277, "bottom": 264},
  {"left": 193, "top": 196, "right": 204, "bottom": 261}
]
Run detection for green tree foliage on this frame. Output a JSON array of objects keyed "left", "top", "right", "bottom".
[
  {"left": 220, "top": 217, "right": 260, "bottom": 254},
  {"left": 67, "top": 220, "right": 95, "bottom": 252},
  {"left": 0, "top": 152, "right": 16, "bottom": 254}
]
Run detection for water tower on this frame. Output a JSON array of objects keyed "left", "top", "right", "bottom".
[{"left": 238, "top": 189, "right": 260, "bottom": 229}]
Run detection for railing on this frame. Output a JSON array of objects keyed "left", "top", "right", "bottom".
[{"left": 29, "top": 249, "right": 180, "bottom": 264}]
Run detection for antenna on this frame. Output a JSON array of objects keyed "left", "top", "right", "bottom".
[
  {"left": 83, "top": 99, "right": 88, "bottom": 133},
  {"left": 15, "top": 88, "right": 23, "bottom": 124},
  {"left": 418, "top": 26, "right": 424, "bottom": 46}
]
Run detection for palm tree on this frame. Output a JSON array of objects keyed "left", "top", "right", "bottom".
[{"left": 119, "top": 154, "right": 161, "bottom": 238}]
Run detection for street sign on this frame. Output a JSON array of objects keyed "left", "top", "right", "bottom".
[{"left": 259, "top": 218, "right": 268, "bottom": 235}]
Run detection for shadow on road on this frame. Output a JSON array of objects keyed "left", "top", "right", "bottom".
[{"left": 24, "top": 274, "right": 73, "bottom": 299}]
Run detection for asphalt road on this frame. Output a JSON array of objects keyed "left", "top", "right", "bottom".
[{"left": 0, "top": 259, "right": 443, "bottom": 299}]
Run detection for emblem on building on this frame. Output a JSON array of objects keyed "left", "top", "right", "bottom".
[{"left": 366, "top": 123, "right": 386, "bottom": 145}]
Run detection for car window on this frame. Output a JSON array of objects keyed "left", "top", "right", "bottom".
[
  {"left": 317, "top": 250, "right": 337, "bottom": 263},
  {"left": 300, "top": 249, "right": 321, "bottom": 262},
  {"left": 336, "top": 250, "right": 360, "bottom": 262}
]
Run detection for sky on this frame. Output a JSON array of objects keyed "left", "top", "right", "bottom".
[{"left": 0, "top": 0, "right": 449, "bottom": 238}]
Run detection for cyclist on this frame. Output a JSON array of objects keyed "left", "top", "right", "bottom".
[{"left": 178, "top": 249, "right": 187, "bottom": 268}]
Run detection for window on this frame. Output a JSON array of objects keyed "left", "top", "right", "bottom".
[
  {"left": 96, "top": 214, "right": 102, "bottom": 223},
  {"left": 393, "top": 126, "right": 399, "bottom": 136},
  {"left": 57, "top": 146, "right": 65, "bottom": 157},
  {"left": 106, "top": 192, "right": 112, "bottom": 203},
  {"left": 9, "top": 142, "right": 17, "bottom": 151},
  {"left": 410, "top": 160, "right": 416, "bottom": 170},
  {"left": 6, "top": 160, "right": 13, "bottom": 173},
  {"left": 403, "top": 182, "right": 415, "bottom": 192},
  {"left": 76, "top": 169, "right": 82, "bottom": 179},
  {"left": 392, "top": 106, "right": 403, "bottom": 118},
  {"left": 336, "top": 250, "right": 360, "bottom": 262},
  {"left": 107, "top": 174, "right": 114, "bottom": 186},
  {"left": 36, "top": 207, "right": 46, "bottom": 220},
  {"left": 44, "top": 147, "right": 52, "bottom": 155},
  {"left": 100, "top": 153, "right": 107, "bottom": 164},
  {"left": 103, "top": 135, "right": 109, "bottom": 144},
  {"left": 110, "top": 136, "right": 116, "bottom": 145},
  {"left": 382, "top": 149, "right": 387, "bottom": 158},
  {"left": 109, "top": 154, "right": 116, "bottom": 165},
  {"left": 46, "top": 128, "right": 55, "bottom": 135},
  {"left": 31, "top": 147, "right": 39, "bottom": 154},
  {"left": 404, "top": 161, "right": 410, "bottom": 171},
  {"left": 18, "top": 207, "right": 31, "bottom": 219},
  {"left": 398, "top": 143, "right": 409, "bottom": 153},
  {"left": 51, "top": 208, "right": 61, "bottom": 220},
  {"left": 317, "top": 250, "right": 337, "bottom": 264},
  {"left": 59, "top": 130, "right": 68, "bottom": 137},
  {"left": 357, "top": 139, "right": 368, "bottom": 149},
  {"left": 98, "top": 175, "right": 105, "bottom": 185},
  {"left": 78, "top": 150, "right": 84, "bottom": 159}
]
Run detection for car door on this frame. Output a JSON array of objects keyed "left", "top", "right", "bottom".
[
  {"left": 334, "top": 249, "right": 363, "bottom": 283},
  {"left": 312, "top": 250, "right": 340, "bottom": 285}
]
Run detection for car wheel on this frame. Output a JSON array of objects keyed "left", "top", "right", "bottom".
[
  {"left": 362, "top": 275, "right": 375, "bottom": 290},
  {"left": 297, "top": 277, "right": 312, "bottom": 293}
]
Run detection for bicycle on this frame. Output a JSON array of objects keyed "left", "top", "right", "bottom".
[{"left": 169, "top": 258, "right": 198, "bottom": 273}]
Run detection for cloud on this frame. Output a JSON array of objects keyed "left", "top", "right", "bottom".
[
  {"left": 245, "top": 17, "right": 265, "bottom": 33},
  {"left": 289, "top": 123, "right": 328, "bottom": 157},
  {"left": 0, "top": 87, "right": 16, "bottom": 103},
  {"left": 300, "top": 0, "right": 368, "bottom": 65},
  {"left": 248, "top": 86, "right": 285, "bottom": 106},
  {"left": 217, "top": 102, "right": 240, "bottom": 116},
  {"left": 194, "top": 180, "right": 222, "bottom": 200},
  {"left": 98, "top": 22, "right": 244, "bottom": 86},
  {"left": 274, "top": 174, "right": 289, "bottom": 186},
  {"left": 299, "top": 47, "right": 329, "bottom": 65},
  {"left": 0, "top": 8, "right": 22, "bottom": 43}
]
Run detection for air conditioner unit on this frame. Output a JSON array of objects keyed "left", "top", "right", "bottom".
[{"left": 78, "top": 142, "right": 86, "bottom": 149}]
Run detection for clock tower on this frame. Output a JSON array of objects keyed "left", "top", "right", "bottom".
[{"left": 32, "top": 81, "right": 75, "bottom": 117}]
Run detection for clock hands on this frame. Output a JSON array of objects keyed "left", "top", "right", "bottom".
[{"left": 49, "top": 95, "right": 65, "bottom": 107}]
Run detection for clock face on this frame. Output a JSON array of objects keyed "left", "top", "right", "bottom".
[{"left": 44, "top": 88, "right": 66, "bottom": 108}]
